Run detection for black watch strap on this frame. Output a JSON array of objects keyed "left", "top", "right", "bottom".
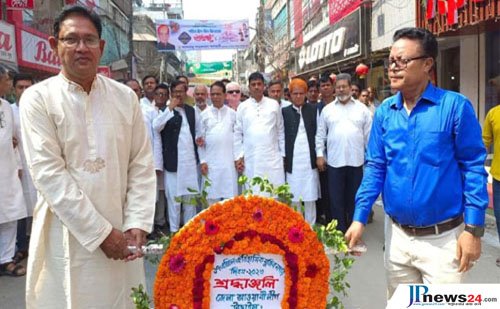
[{"left": 464, "top": 224, "right": 485, "bottom": 237}]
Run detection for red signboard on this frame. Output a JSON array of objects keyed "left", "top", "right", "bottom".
[
  {"left": 293, "top": 0, "right": 303, "bottom": 48},
  {"left": 6, "top": 0, "right": 34, "bottom": 10},
  {"left": 328, "top": 0, "right": 361, "bottom": 25},
  {"left": 15, "top": 24, "right": 61, "bottom": 74}
]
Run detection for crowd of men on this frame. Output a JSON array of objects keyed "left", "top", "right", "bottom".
[{"left": 0, "top": 5, "right": 498, "bottom": 309}]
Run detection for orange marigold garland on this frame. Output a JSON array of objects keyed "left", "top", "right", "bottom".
[{"left": 154, "top": 195, "right": 330, "bottom": 309}]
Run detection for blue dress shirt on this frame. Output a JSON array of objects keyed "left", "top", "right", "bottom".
[{"left": 353, "top": 83, "right": 488, "bottom": 227}]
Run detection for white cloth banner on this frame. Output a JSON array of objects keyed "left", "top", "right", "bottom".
[
  {"left": 210, "top": 254, "right": 285, "bottom": 308},
  {"left": 155, "top": 19, "right": 250, "bottom": 51}
]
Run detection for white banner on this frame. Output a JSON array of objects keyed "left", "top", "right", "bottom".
[
  {"left": 210, "top": 254, "right": 285, "bottom": 308},
  {"left": 155, "top": 19, "right": 250, "bottom": 51},
  {"left": 0, "top": 21, "right": 17, "bottom": 67},
  {"left": 21, "top": 30, "right": 61, "bottom": 70},
  {"left": 388, "top": 284, "right": 500, "bottom": 309}
]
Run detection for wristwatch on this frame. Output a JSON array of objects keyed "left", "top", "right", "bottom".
[{"left": 464, "top": 225, "right": 485, "bottom": 237}]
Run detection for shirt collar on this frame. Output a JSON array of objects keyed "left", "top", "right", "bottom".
[
  {"left": 334, "top": 96, "right": 356, "bottom": 106},
  {"left": 292, "top": 104, "right": 301, "bottom": 113},
  {"left": 390, "top": 82, "right": 439, "bottom": 109},
  {"left": 59, "top": 73, "right": 98, "bottom": 93}
]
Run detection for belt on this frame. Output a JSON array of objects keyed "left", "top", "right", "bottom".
[{"left": 391, "top": 216, "right": 464, "bottom": 237}]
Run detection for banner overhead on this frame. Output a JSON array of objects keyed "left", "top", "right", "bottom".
[{"left": 155, "top": 19, "right": 250, "bottom": 51}]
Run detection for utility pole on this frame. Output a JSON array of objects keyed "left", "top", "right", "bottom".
[{"left": 257, "top": 0, "right": 265, "bottom": 72}]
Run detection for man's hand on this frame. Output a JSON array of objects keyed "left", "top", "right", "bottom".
[
  {"left": 456, "top": 231, "right": 481, "bottom": 272},
  {"left": 316, "top": 157, "right": 326, "bottom": 172},
  {"left": 200, "top": 163, "right": 208, "bottom": 176},
  {"left": 156, "top": 170, "right": 163, "bottom": 177},
  {"left": 12, "top": 136, "right": 18, "bottom": 148},
  {"left": 124, "top": 228, "right": 148, "bottom": 261},
  {"left": 100, "top": 228, "right": 130, "bottom": 260},
  {"left": 168, "top": 97, "right": 181, "bottom": 111},
  {"left": 345, "top": 221, "right": 365, "bottom": 256},
  {"left": 235, "top": 158, "right": 245, "bottom": 173}
]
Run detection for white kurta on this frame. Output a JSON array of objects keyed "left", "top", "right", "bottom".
[
  {"left": 316, "top": 98, "right": 372, "bottom": 168},
  {"left": 234, "top": 97, "right": 285, "bottom": 191},
  {"left": 20, "top": 74, "right": 156, "bottom": 309},
  {"left": 0, "top": 99, "right": 26, "bottom": 225},
  {"left": 11, "top": 103, "right": 37, "bottom": 216},
  {"left": 286, "top": 114, "right": 320, "bottom": 202},
  {"left": 152, "top": 106, "right": 201, "bottom": 196},
  {"left": 199, "top": 105, "right": 238, "bottom": 199}
]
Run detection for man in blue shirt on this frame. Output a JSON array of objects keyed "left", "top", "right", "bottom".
[{"left": 345, "top": 27, "right": 488, "bottom": 299}]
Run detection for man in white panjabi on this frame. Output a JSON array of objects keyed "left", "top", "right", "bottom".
[
  {"left": 234, "top": 72, "right": 285, "bottom": 193},
  {"left": 0, "top": 65, "right": 28, "bottom": 277},
  {"left": 282, "top": 79, "right": 320, "bottom": 225},
  {"left": 10, "top": 73, "right": 35, "bottom": 262},
  {"left": 199, "top": 81, "right": 238, "bottom": 205},
  {"left": 153, "top": 80, "right": 202, "bottom": 233},
  {"left": 19, "top": 7, "right": 155, "bottom": 308}
]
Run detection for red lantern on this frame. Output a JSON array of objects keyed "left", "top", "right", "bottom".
[{"left": 355, "top": 63, "right": 369, "bottom": 79}]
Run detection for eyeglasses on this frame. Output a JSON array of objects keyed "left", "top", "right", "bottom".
[
  {"left": 388, "top": 55, "right": 429, "bottom": 69},
  {"left": 58, "top": 36, "right": 100, "bottom": 48},
  {"left": 155, "top": 92, "right": 168, "bottom": 97},
  {"left": 227, "top": 90, "right": 241, "bottom": 94}
]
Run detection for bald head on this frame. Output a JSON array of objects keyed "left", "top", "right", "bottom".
[{"left": 194, "top": 85, "right": 208, "bottom": 110}]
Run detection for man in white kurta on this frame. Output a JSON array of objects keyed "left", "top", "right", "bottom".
[
  {"left": 199, "top": 81, "right": 238, "bottom": 205},
  {"left": 0, "top": 96, "right": 27, "bottom": 275},
  {"left": 234, "top": 72, "right": 285, "bottom": 193},
  {"left": 11, "top": 74, "right": 36, "bottom": 260},
  {"left": 19, "top": 7, "right": 155, "bottom": 308},
  {"left": 153, "top": 80, "right": 201, "bottom": 233},
  {"left": 282, "top": 79, "right": 320, "bottom": 225},
  {"left": 316, "top": 73, "right": 372, "bottom": 232}
]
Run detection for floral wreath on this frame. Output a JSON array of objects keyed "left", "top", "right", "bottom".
[{"left": 154, "top": 195, "right": 330, "bottom": 309}]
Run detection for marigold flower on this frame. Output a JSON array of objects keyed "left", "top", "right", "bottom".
[
  {"left": 288, "top": 226, "right": 304, "bottom": 243},
  {"left": 168, "top": 254, "right": 185, "bottom": 273},
  {"left": 204, "top": 220, "right": 219, "bottom": 235}
]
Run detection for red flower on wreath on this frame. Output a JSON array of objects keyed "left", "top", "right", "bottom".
[
  {"left": 288, "top": 226, "right": 304, "bottom": 243},
  {"left": 169, "top": 254, "right": 186, "bottom": 273},
  {"left": 252, "top": 209, "right": 264, "bottom": 222},
  {"left": 305, "top": 264, "right": 319, "bottom": 278},
  {"left": 169, "top": 305, "right": 180, "bottom": 309},
  {"left": 204, "top": 220, "right": 219, "bottom": 235}
]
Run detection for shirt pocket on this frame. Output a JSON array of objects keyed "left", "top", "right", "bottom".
[{"left": 418, "top": 131, "right": 449, "bottom": 166}]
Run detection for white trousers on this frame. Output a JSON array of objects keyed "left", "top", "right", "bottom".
[
  {"left": 291, "top": 201, "right": 316, "bottom": 226},
  {"left": 385, "top": 215, "right": 464, "bottom": 300},
  {"left": 164, "top": 172, "right": 197, "bottom": 232},
  {"left": 0, "top": 221, "right": 17, "bottom": 264}
]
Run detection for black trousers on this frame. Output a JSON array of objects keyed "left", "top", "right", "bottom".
[
  {"left": 315, "top": 170, "right": 332, "bottom": 224},
  {"left": 327, "top": 165, "right": 363, "bottom": 233}
]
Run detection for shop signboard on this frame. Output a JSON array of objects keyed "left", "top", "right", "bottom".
[
  {"left": 0, "top": 21, "right": 17, "bottom": 69},
  {"left": 155, "top": 19, "right": 250, "bottom": 51},
  {"left": 6, "top": 0, "right": 34, "bottom": 10},
  {"left": 328, "top": 0, "right": 361, "bottom": 25},
  {"left": 297, "top": 8, "right": 362, "bottom": 72},
  {"left": 17, "top": 26, "right": 61, "bottom": 73}
]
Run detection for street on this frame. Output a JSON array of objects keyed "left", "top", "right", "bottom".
[{"left": 1, "top": 205, "right": 499, "bottom": 309}]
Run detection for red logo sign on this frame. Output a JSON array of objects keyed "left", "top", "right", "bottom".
[
  {"left": 34, "top": 41, "right": 61, "bottom": 67},
  {"left": 0, "top": 31, "right": 13, "bottom": 52},
  {"left": 6, "top": 0, "right": 34, "bottom": 10}
]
